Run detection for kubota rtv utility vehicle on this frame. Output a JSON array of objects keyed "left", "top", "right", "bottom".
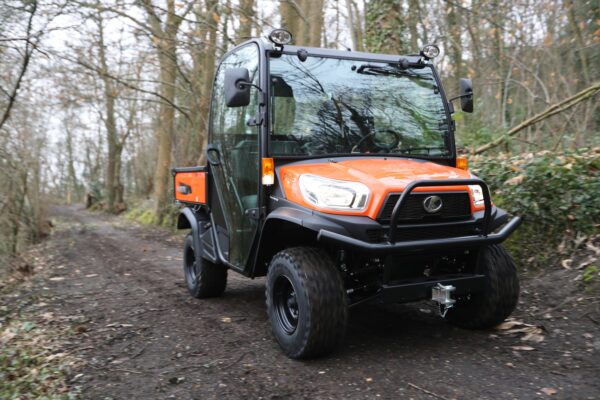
[{"left": 173, "top": 30, "right": 521, "bottom": 359}]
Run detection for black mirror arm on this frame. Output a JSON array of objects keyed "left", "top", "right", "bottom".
[
  {"left": 237, "top": 80, "right": 267, "bottom": 107},
  {"left": 237, "top": 80, "right": 263, "bottom": 93},
  {"left": 448, "top": 92, "right": 472, "bottom": 103}
]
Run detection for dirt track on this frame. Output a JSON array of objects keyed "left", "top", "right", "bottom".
[{"left": 23, "top": 205, "right": 600, "bottom": 399}]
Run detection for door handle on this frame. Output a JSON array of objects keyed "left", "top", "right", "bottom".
[{"left": 206, "top": 145, "right": 222, "bottom": 166}]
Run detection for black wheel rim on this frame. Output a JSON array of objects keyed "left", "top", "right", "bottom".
[
  {"left": 273, "top": 275, "right": 299, "bottom": 335},
  {"left": 185, "top": 243, "right": 200, "bottom": 286}
]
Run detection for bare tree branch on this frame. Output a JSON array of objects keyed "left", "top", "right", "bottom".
[
  {"left": 473, "top": 82, "right": 600, "bottom": 154},
  {"left": 0, "top": 1, "right": 38, "bottom": 131}
]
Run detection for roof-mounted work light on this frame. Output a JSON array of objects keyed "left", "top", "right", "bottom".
[
  {"left": 268, "top": 29, "right": 293, "bottom": 49},
  {"left": 420, "top": 44, "right": 440, "bottom": 60}
]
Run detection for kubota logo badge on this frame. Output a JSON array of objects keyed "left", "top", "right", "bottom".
[{"left": 423, "top": 195, "right": 443, "bottom": 213}]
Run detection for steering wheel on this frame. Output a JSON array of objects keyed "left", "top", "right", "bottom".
[{"left": 351, "top": 128, "right": 401, "bottom": 152}]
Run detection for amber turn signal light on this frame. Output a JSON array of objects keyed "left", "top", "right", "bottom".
[
  {"left": 262, "top": 157, "right": 274, "bottom": 185},
  {"left": 456, "top": 157, "right": 468, "bottom": 170}
]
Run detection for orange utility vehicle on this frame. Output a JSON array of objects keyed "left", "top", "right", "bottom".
[{"left": 172, "top": 30, "right": 521, "bottom": 359}]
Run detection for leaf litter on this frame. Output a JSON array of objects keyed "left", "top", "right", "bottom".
[{"left": 496, "top": 318, "right": 545, "bottom": 343}]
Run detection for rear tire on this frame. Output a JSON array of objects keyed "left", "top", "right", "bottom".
[
  {"left": 183, "top": 234, "right": 227, "bottom": 298},
  {"left": 266, "top": 247, "right": 348, "bottom": 359},
  {"left": 446, "top": 244, "right": 519, "bottom": 329}
]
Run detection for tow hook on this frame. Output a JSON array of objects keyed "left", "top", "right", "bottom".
[{"left": 432, "top": 283, "right": 456, "bottom": 318}]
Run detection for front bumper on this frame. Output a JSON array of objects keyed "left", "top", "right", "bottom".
[
  {"left": 317, "top": 177, "right": 521, "bottom": 254},
  {"left": 318, "top": 215, "right": 521, "bottom": 254}
]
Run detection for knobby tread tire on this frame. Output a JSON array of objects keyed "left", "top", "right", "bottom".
[
  {"left": 184, "top": 234, "right": 227, "bottom": 298},
  {"left": 447, "top": 244, "right": 519, "bottom": 329},
  {"left": 266, "top": 247, "right": 348, "bottom": 359}
]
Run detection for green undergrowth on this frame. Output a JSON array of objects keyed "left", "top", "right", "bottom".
[
  {"left": 124, "top": 201, "right": 179, "bottom": 230},
  {"left": 471, "top": 148, "right": 600, "bottom": 268}
]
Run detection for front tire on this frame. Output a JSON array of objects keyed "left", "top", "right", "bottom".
[
  {"left": 183, "top": 234, "right": 227, "bottom": 298},
  {"left": 446, "top": 244, "right": 519, "bottom": 329},
  {"left": 266, "top": 247, "right": 348, "bottom": 359}
]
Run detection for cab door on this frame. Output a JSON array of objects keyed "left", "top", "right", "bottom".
[{"left": 208, "top": 43, "right": 261, "bottom": 270}]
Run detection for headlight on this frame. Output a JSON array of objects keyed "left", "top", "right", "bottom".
[
  {"left": 469, "top": 185, "right": 485, "bottom": 206},
  {"left": 299, "top": 174, "right": 369, "bottom": 210}
]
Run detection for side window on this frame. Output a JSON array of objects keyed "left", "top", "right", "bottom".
[{"left": 211, "top": 45, "right": 259, "bottom": 137}]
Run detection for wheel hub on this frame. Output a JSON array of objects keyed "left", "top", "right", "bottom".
[
  {"left": 185, "top": 244, "right": 199, "bottom": 285},
  {"left": 273, "top": 276, "right": 299, "bottom": 335}
]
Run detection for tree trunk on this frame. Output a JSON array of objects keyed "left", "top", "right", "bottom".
[
  {"left": 350, "top": 1, "right": 364, "bottom": 51},
  {"left": 147, "top": 0, "right": 185, "bottom": 223},
  {"left": 237, "top": 0, "right": 254, "bottom": 40},
  {"left": 97, "top": 16, "right": 119, "bottom": 213},
  {"left": 65, "top": 127, "right": 79, "bottom": 204},
  {"left": 307, "top": 0, "right": 324, "bottom": 47},
  {"left": 407, "top": 0, "right": 419, "bottom": 51},
  {"left": 445, "top": 0, "right": 463, "bottom": 86},
  {"left": 563, "top": 0, "right": 590, "bottom": 85},
  {"left": 197, "top": 0, "right": 218, "bottom": 165},
  {"left": 280, "top": 0, "right": 304, "bottom": 44},
  {"left": 365, "top": 0, "right": 406, "bottom": 54},
  {"left": 491, "top": 0, "right": 508, "bottom": 129}
]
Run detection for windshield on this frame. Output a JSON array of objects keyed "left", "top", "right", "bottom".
[{"left": 269, "top": 55, "right": 451, "bottom": 158}]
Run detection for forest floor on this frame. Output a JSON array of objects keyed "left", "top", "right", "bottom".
[{"left": 2, "top": 204, "right": 599, "bottom": 399}]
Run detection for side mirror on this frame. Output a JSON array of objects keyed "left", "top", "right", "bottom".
[
  {"left": 224, "top": 68, "right": 251, "bottom": 107},
  {"left": 459, "top": 78, "right": 473, "bottom": 113}
]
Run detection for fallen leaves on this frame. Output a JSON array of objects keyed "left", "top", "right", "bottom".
[
  {"left": 168, "top": 376, "right": 185, "bottom": 384},
  {"left": 74, "top": 325, "right": 88, "bottom": 334},
  {"left": 541, "top": 387, "right": 557, "bottom": 396},
  {"left": 1, "top": 310, "right": 80, "bottom": 398},
  {"left": 510, "top": 345, "right": 536, "bottom": 351},
  {"left": 496, "top": 318, "right": 545, "bottom": 343},
  {"left": 105, "top": 323, "right": 133, "bottom": 328},
  {"left": 505, "top": 174, "right": 525, "bottom": 185},
  {"left": 586, "top": 241, "right": 600, "bottom": 256},
  {"left": 561, "top": 259, "right": 572, "bottom": 270}
]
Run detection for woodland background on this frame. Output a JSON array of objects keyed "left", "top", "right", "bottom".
[{"left": 0, "top": 0, "right": 599, "bottom": 265}]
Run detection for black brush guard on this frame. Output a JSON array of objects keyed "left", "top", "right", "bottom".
[
  {"left": 316, "top": 179, "right": 522, "bottom": 304},
  {"left": 318, "top": 178, "right": 521, "bottom": 254}
]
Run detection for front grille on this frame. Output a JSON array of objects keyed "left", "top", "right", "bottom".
[
  {"left": 366, "top": 224, "right": 477, "bottom": 243},
  {"left": 378, "top": 192, "right": 471, "bottom": 222}
]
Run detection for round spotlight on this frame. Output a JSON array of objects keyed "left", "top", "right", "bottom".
[
  {"left": 268, "top": 29, "right": 293, "bottom": 46},
  {"left": 420, "top": 44, "right": 440, "bottom": 60}
]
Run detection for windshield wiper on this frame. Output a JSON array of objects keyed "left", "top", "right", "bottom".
[
  {"left": 397, "top": 146, "right": 448, "bottom": 155},
  {"left": 355, "top": 64, "right": 430, "bottom": 80}
]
